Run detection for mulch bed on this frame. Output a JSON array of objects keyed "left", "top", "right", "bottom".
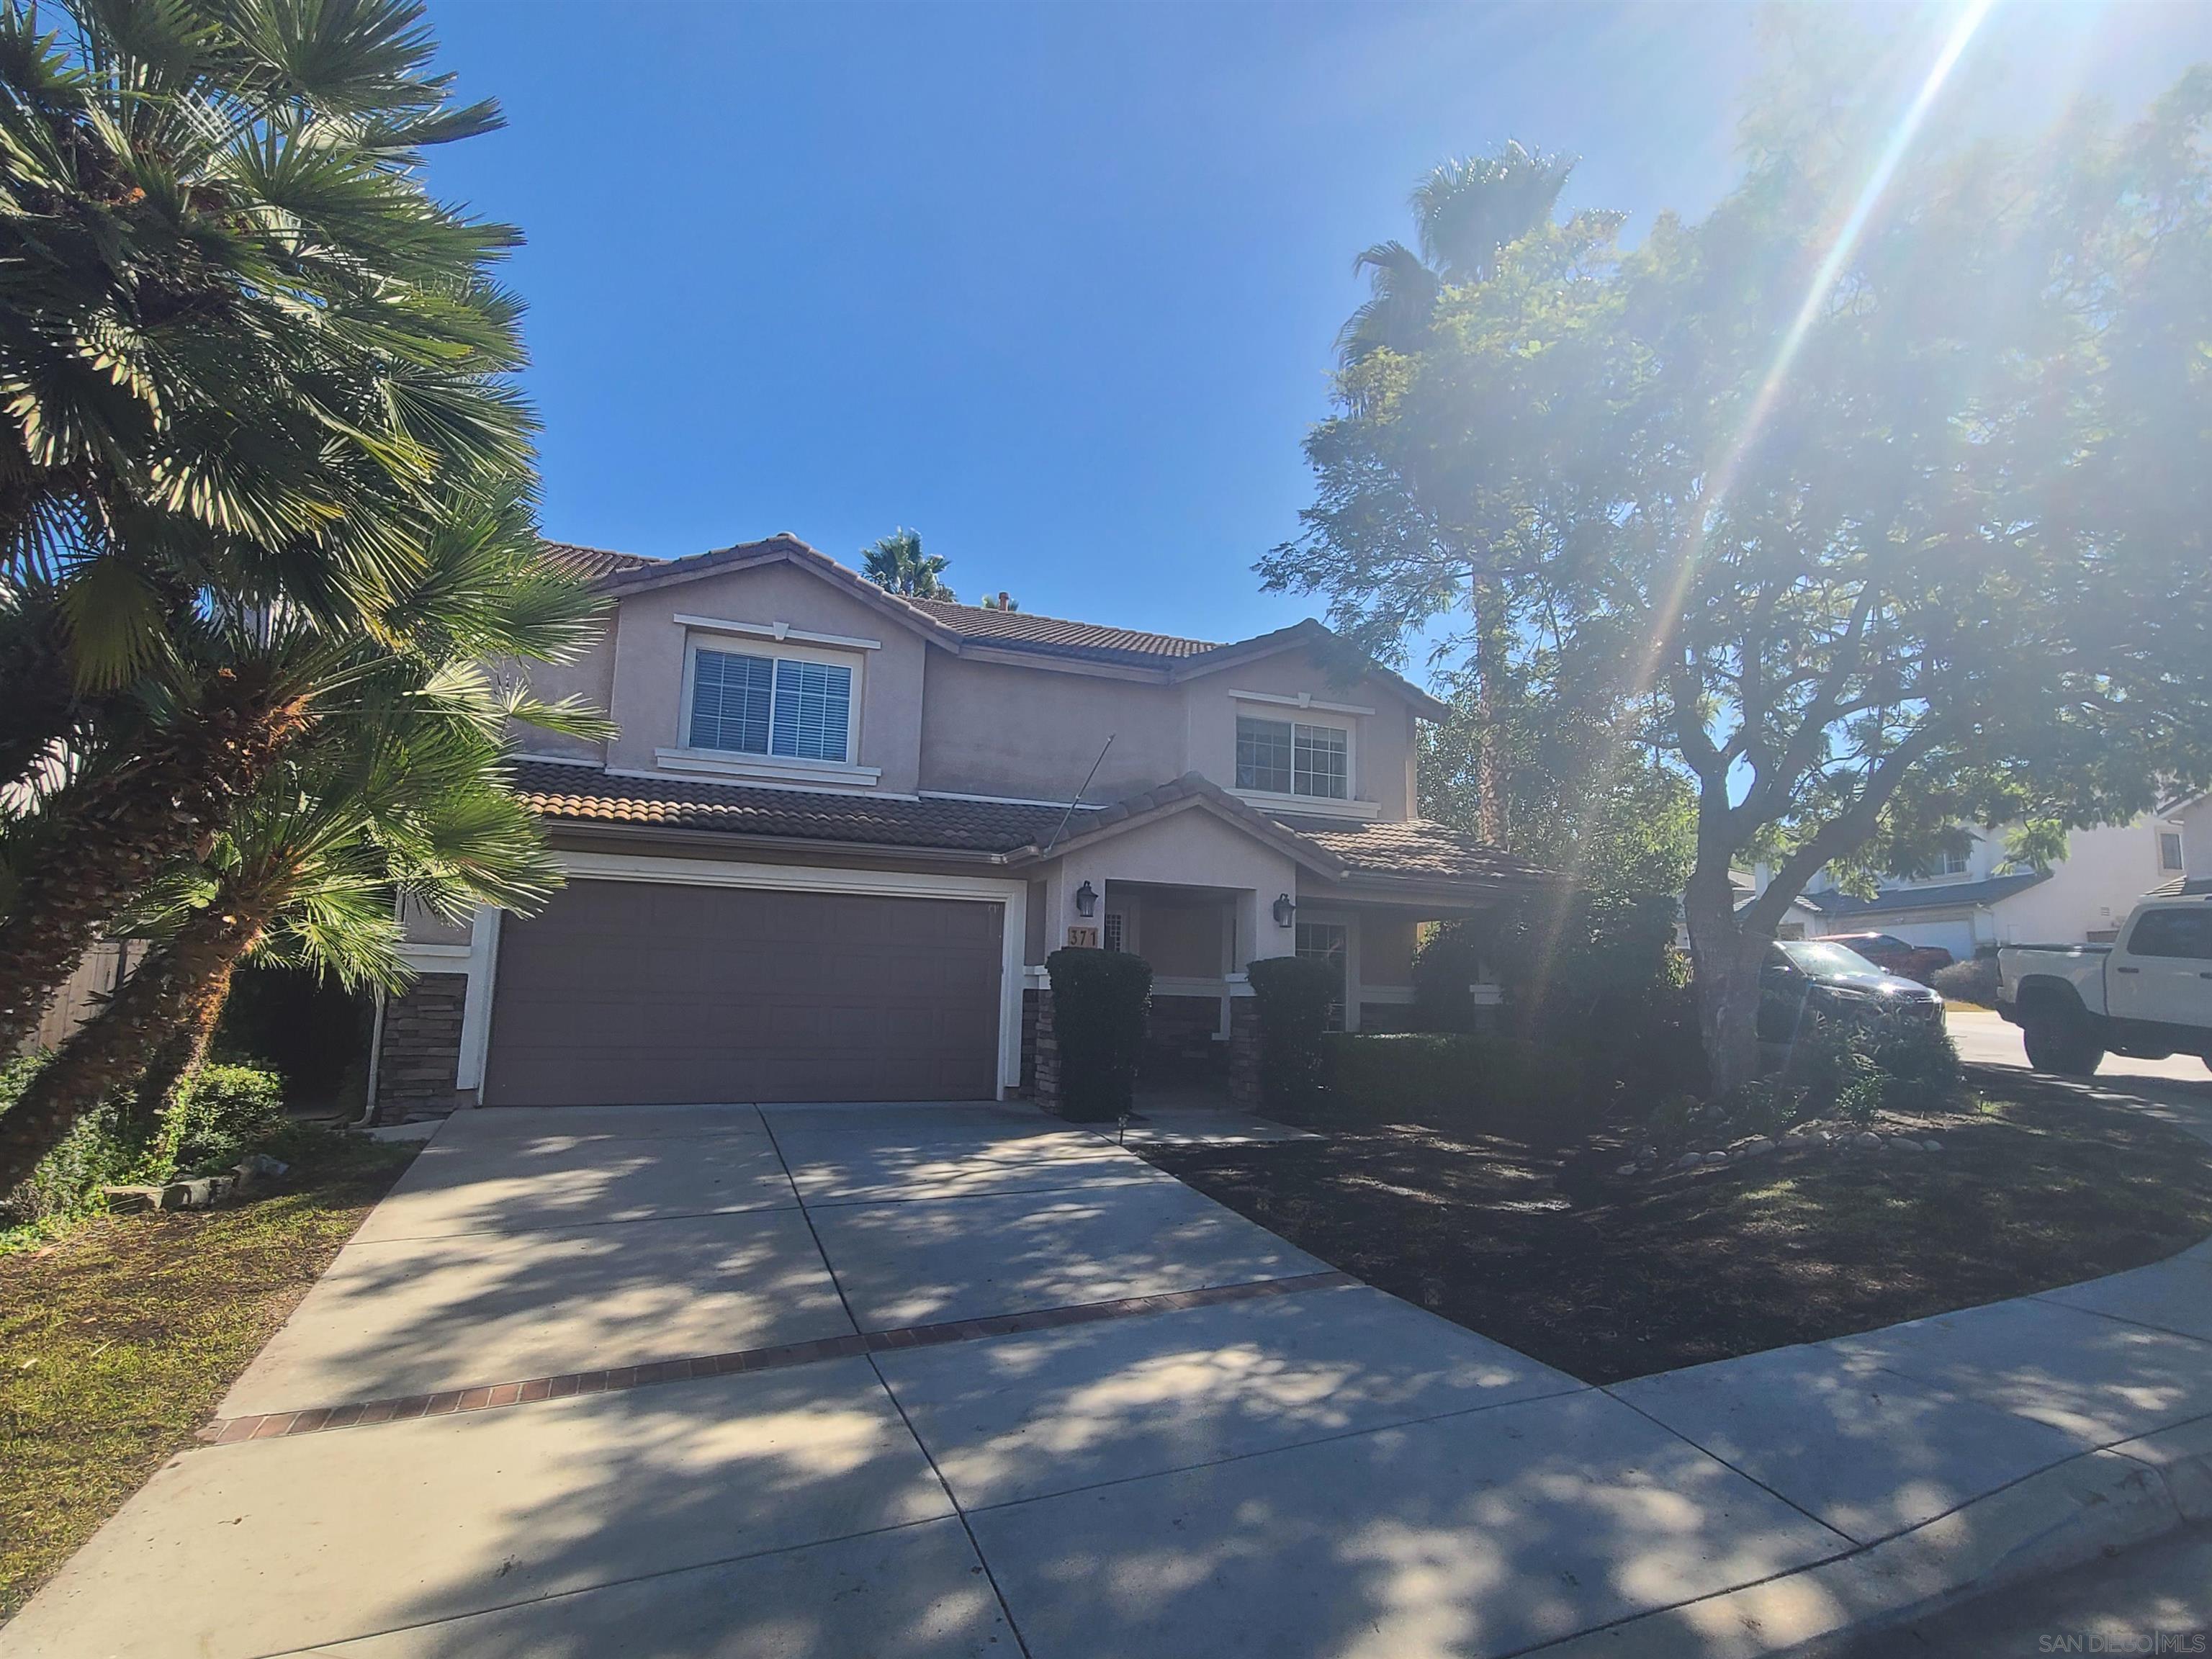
[{"left": 1141, "top": 1073, "right": 2212, "bottom": 1385}]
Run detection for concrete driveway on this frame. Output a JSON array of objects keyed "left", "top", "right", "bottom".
[
  {"left": 9, "top": 1093, "right": 2212, "bottom": 1658},
  {"left": 1948, "top": 1006, "right": 2211, "bottom": 1086}
]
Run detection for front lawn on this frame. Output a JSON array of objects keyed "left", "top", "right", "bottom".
[
  {"left": 0, "top": 1133, "right": 417, "bottom": 1622},
  {"left": 1143, "top": 1075, "right": 2212, "bottom": 1384}
]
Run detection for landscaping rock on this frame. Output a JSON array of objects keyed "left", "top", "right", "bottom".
[
  {"left": 100, "top": 1184, "right": 166, "bottom": 1215},
  {"left": 1702, "top": 1151, "right": 1730, "bottom": 1166},
  {"left": 161, "top": 1174, "right": 238, "bottom": 1212},
  {"left": 230, "top": 1153, "right": 289, "bottom": 1192},
  {"left": 1737, "top": 1137, "right": 1778, "bottom": 1157},
  {"left": 1853, "top": 1131, "right": 1884, "bottom": 1151},
  {"left": 1923, "top": 1139, "right": 1944, "bottom": 1152},
  {"left": 1674, "top": 1151, "right": 1707, "bottom": 1171},
  {"left": 1889, "top": 1137, "right": 1923, "bottom": 1154},
  {"left": 1614, "top": 1163, "right": 1641, "bottom": 1177}
]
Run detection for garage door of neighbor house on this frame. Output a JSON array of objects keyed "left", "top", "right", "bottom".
[{"left": 482, "top": 879, "right": 1003, "bottom": 1107}]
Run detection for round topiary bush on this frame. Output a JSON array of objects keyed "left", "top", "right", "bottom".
[
  {"left": 1246, "top": 954, "right": 1341, "bottom": 1112},
  {"left": 1046, "top": 948, "right": 1152, "bottom": 1121}
]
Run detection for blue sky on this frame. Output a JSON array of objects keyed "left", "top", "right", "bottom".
[{"left": 423, "top": 1, "right": 2212, "bottom": 655}]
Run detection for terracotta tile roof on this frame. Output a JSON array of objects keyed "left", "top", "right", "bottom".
[
  {"left": 1285, "top": 817, "right": 1550, "bottom": 885},
  {"left": 541, "top": 541, "right": 659, "bottom": 581},
  {"left": 902, "top": 598, "right": 1218, "bottom": 665},
  {"left": 510, "top": 760, "right": 1100, "bottom": 854},
  {"left": 509, "top": 760, "right": 1547, "bottom": 892}
]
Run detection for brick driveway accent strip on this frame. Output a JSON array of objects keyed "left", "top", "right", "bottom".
[{"left": 194, "top": 1269, "right": 1357, "bottom": 1446}]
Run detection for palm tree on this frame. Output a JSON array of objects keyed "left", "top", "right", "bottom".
[
  {"left": 1336, "top": 143, "right": 1578, "bottom": 367},
  {"left": 1332, "top": 142, "right": 1578, "bottom": 847},
  {"left": 0, "top": 630, "right": 606, "bottom": 1195},
  {"left": 0, "top": 0, "right": 538, "bottom": 1051},
  {"left": 861, "top": 529, "right": 955, "bottom": 600}
]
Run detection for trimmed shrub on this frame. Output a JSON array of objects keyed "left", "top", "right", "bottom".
[
  {"left": 1046, "top": 949, "right": 1151, "bottom": 1121},
  {"left": 1436, "top": 893, "right": 1706, "bottom": 1092},
  {"left": 1246, "top": 955, "right": 1339, "bottom": 1112},
  {"left": 1319, "top": 1031, "right": 1591, "bottom": 1141},
  {"left": 170, "top": 1064, "right": 287, "bottom": 1174},
  {"left": 1410, "top": 926, "right": 1488, "bottom": 1033},
  {"left": 1783, "top": 1004, "right": 1962, "bottom": 1120},
  {"left": 1931, "top": 953, "right": 2000, "bottom": 1007},
  {"left": 0, "top": 1055, "right": 143, "bottom": 1229}
]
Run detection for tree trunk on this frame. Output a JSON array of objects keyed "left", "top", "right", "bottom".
[
  {"left": 1683, "top": 857, "right": 1768, "bottom": 1097},
  {"left": 0, "top": 665, "right": 307, "bottom": 1059},
  {"left": 1471, "top": 572, "right": 1507, "bottom": 846},
  {"left": 0, "top": 899, "right": 263, "bottom": 1198}
]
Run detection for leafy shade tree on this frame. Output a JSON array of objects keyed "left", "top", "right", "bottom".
[
  {"left": 861, "top": 529, "right": 954, "bottom": 600},
  {"left": 1264, "top": 67, "right": 2212, "bottom": 1092},
  {"left": 1418, "top": 665, "right": 1694, "bottom": 902},
  {"left": 0, "top": 631, "right": 601, "bottom": 1195},
  {"left": 0, "top": 0, "right": 536, "bottom": 1054},
  {"left": 1336, "top": 143, "right": 1583, "bottom": 367},
  {"left": 1334, "top": 143, "right": 1593, "bottom": 843}
]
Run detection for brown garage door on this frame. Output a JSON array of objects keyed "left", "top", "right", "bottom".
[{"left": 483, "top": 879, "right": 1002, "bottom": 1106}]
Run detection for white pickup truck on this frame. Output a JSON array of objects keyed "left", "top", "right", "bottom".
[{"left": 1997, "top": 893, "right": 2212, "bottom": 1076}]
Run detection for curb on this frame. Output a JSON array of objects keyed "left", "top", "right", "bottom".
[{"left": 1521, "top": 1414, "right": 2212, "bottom": 1657}]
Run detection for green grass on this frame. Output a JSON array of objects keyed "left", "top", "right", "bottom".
[
  {"left": 0, "top": 1133, "right": 416, "bottom": 1622},
  {"left": 1147, "top": 1075, "right": 2212, "bottom": 1384}
]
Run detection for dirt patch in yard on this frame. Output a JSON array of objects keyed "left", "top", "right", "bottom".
[
  {"left": 1142, "top": 1075, "right": 2212, "bottom": 1385},
  {"left": 0, "top": 1134, "right": 417, "bottom": 1622}
]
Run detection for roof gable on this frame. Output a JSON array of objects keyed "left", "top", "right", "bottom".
[{"left": 562, "top": 534, "right": 1444, "bottom": 715}]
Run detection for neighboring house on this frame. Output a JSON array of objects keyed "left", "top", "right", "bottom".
[
  {"left": 371, "top": 535, "right": 1544, "bottom": 1118},
  {"left": 1778, "top": 801, "right": 2207, "bottom": 958}
]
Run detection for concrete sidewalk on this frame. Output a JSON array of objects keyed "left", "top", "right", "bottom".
[{"left": 7, "top": 1091, "right": 2212, "bottom": 1658}]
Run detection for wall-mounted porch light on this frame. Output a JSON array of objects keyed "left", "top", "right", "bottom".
[
  {"left": 1272, "top": 892, "right": 1297, "bottom": 928},
  {"left": 1074, "top": 880, "right": 1099, "bottom": 917}
]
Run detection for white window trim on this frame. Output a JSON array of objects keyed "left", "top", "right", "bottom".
[
  {"left": 1292, "top": 908, "right": 1359, "bottom": 1033},
  {"left": 674, "top": 613, "right": 882, "bottom": 652},
  {"left": 678, "top": 632, "right": 868, "bottom": 780},
  {"left": 474, "top": 850, "right": 1030, "bottom": 1097},
  {"left": 1229, "top": 688, "right": 1376, "bottom": 717},
  {"left": 655, "top": 747, "right": 884, "bottom": 787},
  {"left": 1233, "top": 711, "right": 1359, "bottom": 807},
  {"left": 1228, "top": 788, "right": 1382, "bottom": 822}
]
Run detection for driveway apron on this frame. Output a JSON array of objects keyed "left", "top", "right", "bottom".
[{"left": 9, "top": 1091, "right": 2210, "bottom": 1658}]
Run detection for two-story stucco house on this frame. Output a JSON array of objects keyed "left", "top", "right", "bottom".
[
  {"left": 1783, "top": 798, "right": 2209, "bottom": 957},
  {"left": 369, "top": 536, "right": 1543, "bottom": 1118}
]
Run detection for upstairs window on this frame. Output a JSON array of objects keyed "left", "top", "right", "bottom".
[
  {"left": 2160, "top": 831, "right": 2185, "bottom": 873},
  {"left": 1236, "top": 716, "right": 1348, "bottom": 800},
  {"left": 1938, "top": 848, "right": 1969, "bottom": 876},
  {"left": 688, "top": 647, "right": 853, "bottom": 763}
]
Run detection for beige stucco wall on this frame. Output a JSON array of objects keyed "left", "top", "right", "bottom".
[
  {"left": 601, "top": 563, "right": 929, "bottom": 794},
  {"left": 1041, "top": 804, "right": 1303, "bottom": 968},
  {"left": 506, "top": 624, "right": 617, "bottom": 763},
  {"left": 1178, "top": 652, "right": 1419, "bottom": 819},
  {"left": 1355, "top": 909, "right": 1421, "bottom": 986},
  {"left": 918, "top": 652, "right": 1187, "bottom": 803},
  {"left": 1115, "top": 888, "right": 1228, "bottom": 977},
  {"left": 507, "top": 554, "right": 1430, "bottom": 824}
]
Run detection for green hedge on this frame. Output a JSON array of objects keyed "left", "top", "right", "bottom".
[
  {"left": 1318, "top": 1032, "right": 1590, "bottom": 1138},
  {"left": 1046, "top": 948, "right": 1152, "bottom": 1121},
  {"left": 1246, "top": 956, "right": 1339, "bottom": 1112}
]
